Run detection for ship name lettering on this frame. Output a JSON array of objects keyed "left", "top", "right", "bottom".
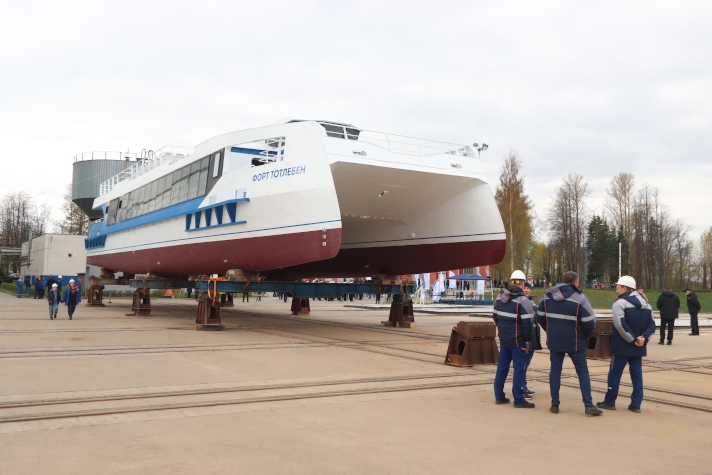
[{"left": 253, "top": 165, "right": 306, "bottom": 182}]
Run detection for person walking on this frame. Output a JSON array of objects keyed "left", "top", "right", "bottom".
[
  {"left": 61, "top": 279, "right": 81, "bottom": 320},
  {"left": 46, "top": 274, "right": 56, "bottom": 291},
  {"left": 16, "top": 275, "right": 24, "bottom": 298},
  {"left": 597, "top": 275, "right": 656, "bottom": 413},
  {"left": 685, "top": 289, "right": 701, "bottom": 336},
  {"left": 656, "top": 287, "right": 680, "bottom": 345},
  {"left": 23, "top": 274, "right": 31, "bottom": 298},
  {"left": 522, "top": 282, "right": 541, "bottom": 399},
  {"left": 493, "top": 270, "right": 536, "bottom": 409},
  {"left": 47, "top": 283, "right": 60, "bottom": 319},
  {"left": 38, "top": 276, "right": 46, "bottom": 299},
  {"left": 536, "top": 271, "right": 602, "bottom": 416},
  {"left": 56, "top": 275, "right": 63, "bottom": 295}
]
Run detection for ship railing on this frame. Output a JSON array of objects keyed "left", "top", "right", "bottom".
[
  {"left": 74, "top": 151, "right": 139, "bottom": 162},
  {"left": 98, "top": 145, "right": 193, "bottom": 196},
  {"left": 357, "top": 130, "right": 477, "bottom": 158}
]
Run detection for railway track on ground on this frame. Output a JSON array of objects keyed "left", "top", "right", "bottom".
[
  {"left": 3, "top": 300, "right": 711, "bottom": 420},
  {"left": 0, "top": 373, "right": 494, "bottom": 425}
]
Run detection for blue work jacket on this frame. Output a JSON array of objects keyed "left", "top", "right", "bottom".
[
  {"left": 492, "top": 286, "right": 535, "bottom": 349},
  {"left": 610, "top": 291, "right": 656, "bottom": 357},
  {"left": 536, "top": 284, "right": 596, "bottom": 353}
]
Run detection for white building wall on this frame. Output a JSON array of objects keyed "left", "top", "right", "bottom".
[{"left": 21, "top": 234, "right": 87, "bottom": 277}]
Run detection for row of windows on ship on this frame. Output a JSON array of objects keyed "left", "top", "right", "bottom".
[{"left": 104, "top": 137, "right": 286, "bottom": 226}]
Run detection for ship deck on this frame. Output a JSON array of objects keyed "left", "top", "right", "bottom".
[{"left": 1, "top": 291, "right": 711, "bottom": 473}]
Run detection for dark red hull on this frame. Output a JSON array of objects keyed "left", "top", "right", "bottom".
[
  {"left": 90, "top": 229, "right": 505, "bottom": 279},
  {"left": 88, "top": 228, "right": 343, "bottom": 277},
  {"left": 269, "top": 239, "right": 506, "bottom": 280}
]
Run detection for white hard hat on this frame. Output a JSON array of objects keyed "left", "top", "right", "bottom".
[
  {"left": 58, "top": 275, "right": 62, "bottom": 279},
  {"left": 69, "top": 279, "right": 75, "bottom": 283},
  {"left": 616, "top": 275, "right": 636, "bottom": 289},
  {"left": 510, "top": 270, "right": 526, "bottom": 281},
  {"left": 52, "top": 284, "right": 58, "bottom": 288}
]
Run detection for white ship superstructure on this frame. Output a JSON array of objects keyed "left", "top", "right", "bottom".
[{"left": 85, "top": 120, "right": 506, "bottom": 278}]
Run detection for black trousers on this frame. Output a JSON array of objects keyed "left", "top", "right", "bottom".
[
  {"left": 690, "top": 312, "right": 699, "bottom": 335},
  {"left": 660, "top": 319, "right": 675, "bottom": 342}
]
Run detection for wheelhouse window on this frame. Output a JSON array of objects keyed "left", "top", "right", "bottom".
[{"left": 319, "top": 123, "right": 360, "bottom": 140}]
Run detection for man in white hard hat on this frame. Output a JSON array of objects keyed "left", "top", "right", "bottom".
[
  {"left": 492, "top": 270, "right": 537, "bottom": 408},
  {"left": 597, "top": 275, "right": 655, "bottom": 413},
  {"left": 536, "top": 271, "right": 602, "bottom": 415},
  {"left": 47, "top": 283, "right": 60, "bottom": 319}
]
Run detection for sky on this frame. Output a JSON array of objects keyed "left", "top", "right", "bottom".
[{"left": 1, "top": 0, "right": 711, "bottom": 241}]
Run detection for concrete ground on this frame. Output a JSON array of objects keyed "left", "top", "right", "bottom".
[{"left": 1, "top": 292, "right": 711, "bottom": 474}]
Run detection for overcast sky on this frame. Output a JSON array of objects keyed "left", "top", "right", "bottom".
[{"left": 2, "top": 0, "right": 711, "bottom": 241}]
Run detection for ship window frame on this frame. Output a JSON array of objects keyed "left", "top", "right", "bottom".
[
  {"left": 322, "top": 124, "right": 345, "bottom": 139},
  {"left": 345, "top": 127, "right": 360, "bottom": 140},
  {"left": 212, "top": 152, "right": 222, "bottom": 178}
]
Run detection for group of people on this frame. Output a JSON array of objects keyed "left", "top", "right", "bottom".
[
  {"left": 14, "top": 274, "right": 81, "bottom": 320},
  {"left": 656, "top": 287, "right": 702, "bottom": 343},
  {"left": 494, "top": 270, "right": 656, "bottom": 415}
]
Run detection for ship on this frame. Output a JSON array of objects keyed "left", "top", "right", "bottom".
[{"left": 84, "top": 120, "right": 506, "bottom": 279}]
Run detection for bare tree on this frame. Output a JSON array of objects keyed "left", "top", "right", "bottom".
[
  {"left": 668, "top": 219, "right": 693, "bottom": 288},
  {"left": 0, "top": 191, "right": 50, "bottom": 247},
  {"left": 56, "top": 185, "right": 89, "bottom": 235},
  {"left": 605, "top": 172, "right": 635, "bottom": 244},
  {"left": 700, "top": 227, "right": 712, "bottom": 289},
  {"left": 492, "top": 149, "right": 534, "bottom": 280},
  {"left": 548, "top": 173, "right": 590, "bottom": 275}
]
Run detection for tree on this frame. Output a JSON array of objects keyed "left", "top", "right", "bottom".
[
  {"left": 548, "top": 173, "right": 590, "bottom": 275},
  {"left": 531, "top": 241, "right": 559, "bottom": 285},
  {"left": 0, "top": 191, "right": 50, "bottom": 247},
  {"left": 56, "top": 185, "right": 89, "bottom": 235},
  {"left": 492, "top": 150, "right": 534, "bottom": 280},
  {"left": 586, "top": 217, "right": 627, "bottom": 284},
  {"left": 605, "top": 172, "right": 635, "bottom": 244},
  {"left": 700, "top": 227, "right": 712, "bottom": 289}
]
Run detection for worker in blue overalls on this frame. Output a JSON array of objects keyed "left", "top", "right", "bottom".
[{"left": 16, "top": 275, "right": 24, "bottom": 298}]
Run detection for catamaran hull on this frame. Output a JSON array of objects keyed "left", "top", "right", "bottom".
[{"left": 269, "top": 238, "right": 506, "bottom": 280}]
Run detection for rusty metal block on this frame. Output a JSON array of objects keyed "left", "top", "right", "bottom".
[
  {"left": 86, "top": 285, "right": 105, "bottom": 307},
  {"left": 455, "top": 321, "right": 497, "bottom": 338},
  {"left": 290, "top": 297, "right": 311, "bottom": 315},
  {"left": 382, "top": 294, "right": 415, "bottom": 327},
  {"left": 587, "top": 317, "right": 613, "bottom": 359},
  {"left": 196, "top": 292, "right": 223, "bottom": 328},
  {"left": 444, "top": 321, "right": 499, "bottom": 366},
  {"left": 130, "top": 289, "right": 151, "bottom": 316}
]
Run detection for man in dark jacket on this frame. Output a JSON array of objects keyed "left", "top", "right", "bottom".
[
  {"left": 493, "top": 270, "right": 536, "bottom": 408},
  {"left": 23, "top": 274, "right": 31, "bottom": 298},
  {"left": 47, "top": 283, "right": 60, "bottom": 319},
  {"left": 597, "top": 275, "right": 656, "bottom": 412},
  {"left": 685, "top": 289, "right": 701, "bottom": 336},
  {"left": 656, "top": 287, "right": 680, "bottom": 345},
  {"left": 522, "top": 283, "right": 541, "bottom": 398},
  {"left": 537, "top": 271, "right": 602, "bottom": 415}
]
